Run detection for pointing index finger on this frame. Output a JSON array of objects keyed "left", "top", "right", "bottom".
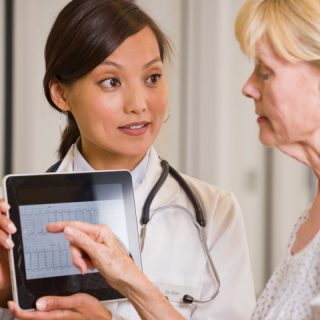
[{"left": 47, "top": 221, "right": 105, "bottom": 238}]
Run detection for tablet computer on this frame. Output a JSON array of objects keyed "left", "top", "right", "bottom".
[{"left": 2, "top": 170, "right": 142, "bottom": 310}]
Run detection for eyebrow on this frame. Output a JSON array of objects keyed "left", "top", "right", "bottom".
[
  {"left": 100, "top": 57, "right": 162, "bottom": 69},
  {"left": 254, "top": 57, "right": 267, "bottom": 67},
  {"left": 143, "top": 58, "right": 162, "bottom": 69}
]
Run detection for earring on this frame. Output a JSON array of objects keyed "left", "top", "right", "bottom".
[
  {"left": 59, "top": 111, "right": 67, "bottom": 133},
  {"left": 163, "top": 109, "right": 171, "bottom": 124}
]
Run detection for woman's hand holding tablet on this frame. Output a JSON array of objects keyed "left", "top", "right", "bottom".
[{"left": 8, "top": 293, "right": 112, "bottom": 319}]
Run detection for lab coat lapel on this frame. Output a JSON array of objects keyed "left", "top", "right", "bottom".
[{"left": 56, "top": 144, "right": 75, "bottom": 173}]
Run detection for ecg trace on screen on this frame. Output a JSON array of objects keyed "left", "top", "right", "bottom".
[{"left": 19, "top": 200, "right": 128, "bottom": 280}]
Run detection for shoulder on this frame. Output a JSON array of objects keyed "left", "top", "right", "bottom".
[
  {"left": 52, "top": 144, "right": 76, "bottom": 173},
  {"left": 46, "top": 160, "right": 62, "bottom": 172},
  {"left": 181, "top": 173, "right": 239, "bottom": 209},
  {"left": 179, "top": 174, "right": 244, "bottom": 243}
]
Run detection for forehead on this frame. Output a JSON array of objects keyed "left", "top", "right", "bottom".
[
  {"left": 107, "top": 27, "right": 160, "bottom": 61},
  {"left": 255, "top": 38, "right": 285, "bottom": 67}
]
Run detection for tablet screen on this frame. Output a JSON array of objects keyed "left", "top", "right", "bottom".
[
  {"left": 2, "top": 171, "right": 141, "bottom": 310},
  {"left": 20, "top": 198, "right": 128, "bottom": 280}
]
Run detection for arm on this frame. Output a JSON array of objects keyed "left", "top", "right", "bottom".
[{"left": 47, "top": 221, "right": 186, "bottom": 320}]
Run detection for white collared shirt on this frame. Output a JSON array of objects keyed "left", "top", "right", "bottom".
[{"left": 73, "top": 143, "right": 150, "bottom": 191}]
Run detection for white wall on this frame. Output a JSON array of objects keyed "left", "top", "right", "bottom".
[
  {"left": 0, "top": 0, "right": 4, "bottom": 176},
  {"left": 13, "top": 0, "right": 69, "bottom": 173}
]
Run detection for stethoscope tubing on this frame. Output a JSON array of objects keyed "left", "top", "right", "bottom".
[{"left": 140, "top": 159, "right": 221, "bottom": 304}]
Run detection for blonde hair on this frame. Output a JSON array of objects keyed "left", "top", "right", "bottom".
[{"left": 235, "top": 0, "right": 320, "bottom": 65}]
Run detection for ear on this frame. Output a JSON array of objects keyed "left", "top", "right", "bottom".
[{"left": 49, "top": 80, "right": 71, "bottom": 112}]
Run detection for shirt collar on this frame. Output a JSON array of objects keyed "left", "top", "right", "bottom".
[{"left": 73, "top": 143, "right": 150, "bottom": 190}]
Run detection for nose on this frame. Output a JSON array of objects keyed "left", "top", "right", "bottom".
[
  {"left": 242, "top": 73, "right": 261, "bottom": 101},
  {"left": 124, "top": 84, "right": 147, "bottom": 114}
]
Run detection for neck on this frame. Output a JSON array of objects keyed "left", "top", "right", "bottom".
[
  {"left": 79, "top": 143, "right": 146, "bottom": 172},
  {"left": 306, "top": 183, "right": 320, "bottom": 221},
  {"left": 277, "top": 136, "right": 320, "bottom": 178}
]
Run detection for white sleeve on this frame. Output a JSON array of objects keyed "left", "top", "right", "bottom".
[{"left": 191, "top": 192, "right": 256, "bottom": 320}]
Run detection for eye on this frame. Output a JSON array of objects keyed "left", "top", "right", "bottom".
[
  {"left": 146, "top": 74, "right": 162, "bottom": 86},
  {"left": 255, "top": 63, "right": 271, "bottom": 81},
  {"left": 100, "top": 77, "right": 121, "bottom": 88},
  {"left": 258, "top": 72, "right": 270, "bottom": 80}
]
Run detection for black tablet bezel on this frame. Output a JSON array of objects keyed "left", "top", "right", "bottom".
[{"left": 2, "top": 171, "right": 141, "bottom": 310}]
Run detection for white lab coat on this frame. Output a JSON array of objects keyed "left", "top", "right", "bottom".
[
  {"left": 56, "top": 144, "right": 256, "bottom": 319},
  {"left": 2, "top": 147, "right": 255, "bottom": 320},
  {"left": 0, "top": 145, "right": 255, "bottom": 320}
]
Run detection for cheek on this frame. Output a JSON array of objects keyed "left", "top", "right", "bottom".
[
  {"left": 72, "top": 92, "right": 121, "bottom": 122},
  {"left": 264, "top": 86, "right": 289, "bottom": 120},
  {"left": 267, "top": 93, "right": 305, "bottom": 139},
  {"left": 159, "top": 94, "right": 168, "bottom": 114},
  {"left": 153, "top": 85, "right": 169, "bottom": 117}
]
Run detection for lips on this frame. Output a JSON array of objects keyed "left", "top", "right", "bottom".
[
  {"left": 257, "top": 115, "right": 268, "bottom": 124},
  {"left": 255, "top": 109, "right": 268, "bottom": 122},
  {"left": 118, "top": 121, "right": 150, "bottom": 136}
]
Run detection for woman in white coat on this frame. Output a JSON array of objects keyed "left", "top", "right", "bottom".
[{"left": 0, "top": 0, "right": 255, "bottom": 319}]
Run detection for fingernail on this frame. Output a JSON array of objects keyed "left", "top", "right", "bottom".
[
  {"left": 5, "top": 238, "right": 14, "bottom": 249},
  {"left": 2, "top": 203, "right": 10, "bottom": 211},
  {"left": 64, "top": 226, "right": 74, "bottom": 237},
  {"left": 7, "top": 301, "right": 14, "bottom": 311},
  {"left": 8, "top": 223, "right": 17, "bottom": 234},
  {"left": 36, "top": 300, "right": 47, "bottom": 311}
]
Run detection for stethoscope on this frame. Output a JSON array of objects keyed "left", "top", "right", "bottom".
[{"left": 139, "top": 159, "right": 221, "bottom": 304}]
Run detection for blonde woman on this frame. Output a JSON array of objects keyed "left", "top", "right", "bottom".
[{"left": 236, "top": 0, "right": 320, "bottom": 319}]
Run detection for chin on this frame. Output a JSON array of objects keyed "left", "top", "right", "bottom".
[
  {"left": 125, "top": 144, "right": 151, "bottom": 157},
  {"left": 259, "top": 132, "right": 277, "bottom": 147}
]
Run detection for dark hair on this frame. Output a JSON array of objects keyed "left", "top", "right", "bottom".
[{"left": 43, "top": 0, "right": 172, "bottom": 160}]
